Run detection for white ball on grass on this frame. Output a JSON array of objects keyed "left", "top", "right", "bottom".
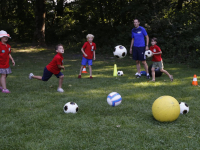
[
  {"left": 63, "top": 102, "right": 79, "bottom": 113},
  {"left": 179, "top": 102, "right": 189, "bottom": 114},
  {"left": 107, "top": 92, "right": 122, "bottom": 107},
  {"left": 117, "top": 71, "right": 124, "bottom": 76}
]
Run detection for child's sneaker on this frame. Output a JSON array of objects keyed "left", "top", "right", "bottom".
[
  {"left": 78, "top": 75, "right": 81, "bottom": 78},
  {"left": 2, "top": 89, "right": 10, "bottom": 93},
  {"left": 146, "top": 75, "right": 150, "bottom": 79},
  {"left": 57, "top": 88, "right": 64, "bottom": 93},
  {"left": 0, "top": 87, "right": 3, "bottom": 90},
  {"left": 90, "top": 76, "right": 93, "bottom": 79},
  {"left": 29, "top": 73, "right": 34, "bottom": 79}
]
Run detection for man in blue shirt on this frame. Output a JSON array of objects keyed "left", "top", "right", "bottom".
[{"left": 130, "top": 19, "right": 150, "bottom": 79}]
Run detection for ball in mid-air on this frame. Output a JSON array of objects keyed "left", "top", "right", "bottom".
[
  {"left": 107, "top": 92, "right": 122, "bottom": 107},
  {"left": 63, "top": 102, "right": 79, "bottom": 113},
  {"left": 179, "top": 102, "right": 189, "bottom": 114},
  {"left": 152, "top": 96, "right": 180, "bottom": 122},
  {"left": 145, "top": 50, "right": 153, "bottom": 57},
  {"left": 117, "top": 71, "right": 124, "bottom": 76},
  {"left": 113, "top": 45, "right": 127, "bottom": 59}
]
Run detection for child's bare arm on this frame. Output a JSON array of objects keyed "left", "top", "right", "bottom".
[
  {"left": 93, "top": 51, "right": 96, "bottom": 60},
  {"left": 81, "top": 48, "right": 87, "bottom": 57},
  {"left": 9, "top": 54, "right": 15, "bottom": 66},
  {"left": 58, "top": 64, "right": 65, "bottom": 70},
  {"left": 153, "top": 51, "right": 162, "bottom": 55}
]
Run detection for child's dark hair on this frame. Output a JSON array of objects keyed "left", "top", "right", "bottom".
[
  {"left": 152, "top": 37, "right": 157, "bottom": 42},
  {"left": 55, "top": 44, "right": 63, "bottom": 50}
]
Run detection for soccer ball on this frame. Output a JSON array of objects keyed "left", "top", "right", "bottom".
[
  {"left": 179, "top": 102, "right": 189, "bottom": 114},
  {"left": 113, "top": 45, "right": 127, "bottom": 59},
  {"left": 145, "top": 50, "right": 153, "bottom": 57},
  {"left": 63, "top": 102, "right": 79, "bottom": 113},
  {"left": 107, "top": 92, "right": 122, "bottom": 107},
  {"left": 117, "top": 71, "right": 124, "bottom": 76}
]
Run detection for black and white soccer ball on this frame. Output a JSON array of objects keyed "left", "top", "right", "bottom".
[
  {"left": 145, "top": 50, "right": 153, "bottom": 57},
  {"left": 117, "top": 71, "right": 124, "bottom": 76},
  {"left": 179, "top": 102, "right": 189, "bottom": 114},
  {"left": 63, "top": 102, "right": 79, "bottom": 114},
  {"left": 113, "top": 45, "right": 127, "bottom": 59}
]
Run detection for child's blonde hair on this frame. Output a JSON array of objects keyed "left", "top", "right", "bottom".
[{"left": 86, "top": 34, "right": 94, "bottom": 39}]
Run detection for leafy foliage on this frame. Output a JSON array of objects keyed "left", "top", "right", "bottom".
[{"left": 0, "top": 0, "right": 200, "bottom": 67}]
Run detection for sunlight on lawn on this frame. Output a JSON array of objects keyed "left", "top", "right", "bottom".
[{"left": 12, "top": 47, "right": 48, "bottom": 53}]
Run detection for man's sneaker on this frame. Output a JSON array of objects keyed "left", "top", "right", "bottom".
[
  {"left": 57, "top": 88, "right": 64, "bottom": 93},
  {"left": 2, "top": 89, "right": 10, "bottom": 93},
  {"left": 146, "top": 75, "right": 150, "bottom": 79},
  {"left": 136, "top": 75, "right": 141, "bottom": 78},
  {"left": 0, "top": 87, "right": 3, "bottom": 90},
  {"left": 78, "top": 75, "right": 81, "bottom": 78},
  {"left": 135, "top": 72, "right": 140, "bottom": 76},
  {"left": 29, "top": 73, "right": 34, "bottom": 79}
]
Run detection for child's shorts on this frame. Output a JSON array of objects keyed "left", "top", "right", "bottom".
[
  {"left": 81, "top": 57, "right": 93, "bottom": 66},
  {"left": 0, "top": 67, "right": 12, "bottom": 74},
  {"left": 42, "top": 67, "right": 63, "bottom": 81},
  {"left": 152, "top": 60, "right": 164, "bottom": 69},
  {"left": 132, "top": 46, "right": 146, "bottom": 61}
]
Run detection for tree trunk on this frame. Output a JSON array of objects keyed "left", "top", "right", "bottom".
[
  {"left": 177, "top": 0, "right": 184, "bottom": 10},
  {"left": 33, "top": 0, "right": 46, "bottom": 46},
  {"left": 57, "top": 0, "right": 64, "bottom": 16}
]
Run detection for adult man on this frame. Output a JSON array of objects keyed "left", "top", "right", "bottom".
[{"left": 130, "top": 19, "right": 150, "bottom": 79}]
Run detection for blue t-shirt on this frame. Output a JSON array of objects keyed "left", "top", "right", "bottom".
[{"left": 131, "top": 26, "right": 148, "bottom": 47}]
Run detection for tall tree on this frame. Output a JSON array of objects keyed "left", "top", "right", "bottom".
[
  {"left": 34, "top": 0, "right": 46, "bottom": 45},
  {"left": 57, "top": 0, "right": 64, "bottom": 16}
]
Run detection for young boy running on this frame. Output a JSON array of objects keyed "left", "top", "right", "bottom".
[
  {"left": 150, "top": 37, "right": 173, "bottom": 82},
  {"left": 29, "top": 44, "right": 65, "bottom": 92},
  {"left": 78, "top": 34, "right": 96, "bottom": 79}
]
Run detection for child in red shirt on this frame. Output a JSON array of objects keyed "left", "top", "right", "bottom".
[
  {"left": 0, "top": 30, "right": 15, "bottom": 93},
  {"left": 150, "top": 37, "right": 173, "bottom": 82},
  {"left": 78, "top": 34, "right": 96, "bottom": 79},
  {"left": 29, "top": 44, "right": 65, "bottom": 92}
]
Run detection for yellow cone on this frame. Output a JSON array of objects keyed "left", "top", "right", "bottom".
[{"left": 113, "top": 64, "right": 117, "bottom": 76}]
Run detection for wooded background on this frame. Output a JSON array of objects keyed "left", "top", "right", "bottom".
[{"left": 0, "top": 0, "right": 200, "bottom": 67}]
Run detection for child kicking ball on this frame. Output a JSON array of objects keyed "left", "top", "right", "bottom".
[{"left": 29, "top": 44, "right": 65, "bottom": 92}]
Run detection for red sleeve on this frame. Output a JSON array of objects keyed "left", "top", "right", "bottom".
[
  {"left": 82, "top": 42, "right": 87, "bottom": 49},
  {"left": 55, "top": 56, "right": 62, "bottom": 65},
  {"left": 156, "top": 45, "right": 161, "bottom": 52},
  {"left": 93, "top": 43, "right": 96, "bottom": 50}
]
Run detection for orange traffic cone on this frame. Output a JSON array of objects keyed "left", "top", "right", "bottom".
[
  {"left": 82, "top": 66, "right": 88, "bottom": 73},
  {"left": 192, "top": 74, "right": 198, "bottom": 86}
]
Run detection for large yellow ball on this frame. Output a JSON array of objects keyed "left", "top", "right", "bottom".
[{"left": 152, "top": 96, "right": 180, "bottom": 122}]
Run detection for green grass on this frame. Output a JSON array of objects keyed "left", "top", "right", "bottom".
[{"left": 1, "top": 45, "right": 200, "bottom": 150}]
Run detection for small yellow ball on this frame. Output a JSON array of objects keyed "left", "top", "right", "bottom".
[{"left": 152, "top": 96, "right": 180, "bottom": 122}]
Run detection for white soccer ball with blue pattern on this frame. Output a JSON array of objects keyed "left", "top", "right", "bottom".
[
  {"left": 63, "top": 102, "right": 79, "bottom": 113},
  {"left": 113, "top": 45, "right": 127, "bottom": 59},
  {"left": 107, "top": 92, "right": 122, "bottom": 107}
]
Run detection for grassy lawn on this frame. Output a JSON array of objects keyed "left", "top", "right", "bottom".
[{"left": 1, "top": 44, "right": 200, "bottom": 150}]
